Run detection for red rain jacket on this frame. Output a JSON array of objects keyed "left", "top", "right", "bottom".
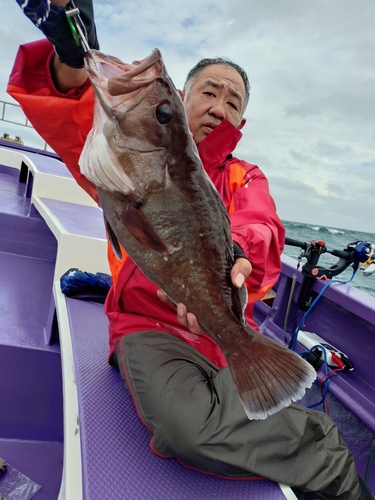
[{"left": 8, "top": 40, "right": 285, "bottom": 367}]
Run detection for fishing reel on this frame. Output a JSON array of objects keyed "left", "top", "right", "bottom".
[
  {"left": 285, "top": 237, "right": 375, "bottom": 311},
  {"left": 351, "top": 241, "right": 375, "bottom": 276}
]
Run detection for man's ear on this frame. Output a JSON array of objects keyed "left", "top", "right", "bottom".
[
  {"left": 178, "top": 89, "right": 185, "bottom": 101},
  {"left": 237, "top": 117, "right": 246, "bottom": 131}
]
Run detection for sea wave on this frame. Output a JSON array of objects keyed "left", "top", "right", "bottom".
[{"left": 289, "top": 223, "right": 346, "bottom": 236}]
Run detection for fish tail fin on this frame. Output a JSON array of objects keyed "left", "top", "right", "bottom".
[{"left": 225, "top": 326, "right": 316, "bottom": 420}]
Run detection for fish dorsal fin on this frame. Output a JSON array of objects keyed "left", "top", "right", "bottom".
[
  {"left": 120, "top": 197, "right": 169, "bottom": 255},
  {"left": 104, "top": 219, "right": 123, "bottom": 261}
]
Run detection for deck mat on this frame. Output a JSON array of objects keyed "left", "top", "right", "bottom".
[{"left": 66, "top": 298, "right": 290, "bottom": 499}]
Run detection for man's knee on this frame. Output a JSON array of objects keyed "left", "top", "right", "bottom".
[{"left": 143, "top": 363, "right": 217, "bottom": 463}]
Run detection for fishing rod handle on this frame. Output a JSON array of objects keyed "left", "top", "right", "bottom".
[
  {"left": 285, "top": 237, "right": 308, "bottom": 249},
  {"left": 327, "top": 248, "right": 351, "bottom": 259}
]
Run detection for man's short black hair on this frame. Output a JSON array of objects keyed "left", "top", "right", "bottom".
[{"left": 183, "top": 57, "right": 250, "bottom": 112}]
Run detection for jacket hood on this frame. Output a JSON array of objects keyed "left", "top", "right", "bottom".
[{"left": 197, "top": 119, "right": 243, "bottom": 172}]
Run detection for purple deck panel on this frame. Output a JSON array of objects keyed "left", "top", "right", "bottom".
[
  {"left": 39, "top": 197, "right": 106, "bottom": 239},
  {"left": 66, "top": 298, "right": 288, "bottom": 500},
  {"left": 0, "top": 439, "right": 63, "bottom": 500},
  {"left": 296, "top": 376, "right": 375, "bottom": 492},
  {"left": 0, "top": 164, "right": 19, "bottom": 181},
  {"left": 0, "top": 252, "right": 57, "bottom": 348},
  {"left": 0, "top": 164, "right": 63, "bottom": 499},
  {"left": 0, "top": 342, "right": 63, "bottom": 441},
  {"left": 0, "top": 165, "right": 31, "bottom": 216},
  {"left": 0, "top": 142, "right": 71, "bottom": 177},
  {"left": 0, "top": 252, "right": 64, "bottom": 499},
  {"left": 0, "top": 164, "right": 57, "bottom": 346},
  {"left": 20, "top": 151, "right": 71, "bottom": 177}
]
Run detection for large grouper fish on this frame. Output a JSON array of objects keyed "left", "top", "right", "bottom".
[{"left": 79, "top": 49, "right": 316, "bottom": 420}]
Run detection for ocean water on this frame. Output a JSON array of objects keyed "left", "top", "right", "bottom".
[{"left": 282, "top": 220, "right": 375, "bottom": 298}]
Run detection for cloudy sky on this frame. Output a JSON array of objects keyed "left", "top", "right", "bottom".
[{"left": 1, "top": 0, "right": 374, "bottom": 232}]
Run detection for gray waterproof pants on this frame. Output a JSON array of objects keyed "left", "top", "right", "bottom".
[{"left": 113, "top": 330, "right": 361, "bottom": 500}]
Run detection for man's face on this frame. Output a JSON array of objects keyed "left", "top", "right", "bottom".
[{"left": 181, "top": 64, "right": 247, "bottom": 145}]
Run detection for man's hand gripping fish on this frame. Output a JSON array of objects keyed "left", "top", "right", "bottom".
[{"left": 79, "top": 49, "right": 316, "bottom": 420}]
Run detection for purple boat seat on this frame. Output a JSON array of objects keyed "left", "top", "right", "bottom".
[
  {"left": 66, "top": 297, "right": 292, "bottom": 499},
  {"left": 0, "top": 143, "right": 95, "bottom": 207},
  {"left": 0, "top": 143, "right": 70, "bottom": 177}
]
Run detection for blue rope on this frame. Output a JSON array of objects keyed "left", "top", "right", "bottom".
[{"left": 290, "top": 268, "right": 357, "bottom": 351}]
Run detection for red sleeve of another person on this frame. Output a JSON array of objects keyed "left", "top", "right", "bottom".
[{"left": 7, "top": 39, "right": 98, "bottom": 203}]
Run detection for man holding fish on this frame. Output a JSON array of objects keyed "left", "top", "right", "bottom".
[{"left": 8, "top": 1, "right": 373, "bottom": 499}]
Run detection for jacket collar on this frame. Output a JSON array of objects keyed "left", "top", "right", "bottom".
[{"left": 197, "top": 119, "right": 242, "bottom": 171}]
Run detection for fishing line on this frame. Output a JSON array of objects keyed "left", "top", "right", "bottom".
[
  {"left": 283, "top": 273, "right": 298, "bottom": 342},
  {"left": 318, "top": 368, "right": 345, "bottom": 414},
  {"left": 298, "top": 345, "right": 345, "bottom": 411},
  {"left": 299, "top": 344, "right": 328, "bottom": 409}
]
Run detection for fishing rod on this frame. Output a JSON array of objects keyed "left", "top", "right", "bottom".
[
  {"left": 283, "top": 236, "right": 375, "bottom": 367},
  {"left": 284, "top": 237, "right": 375, "bottom": 311}
]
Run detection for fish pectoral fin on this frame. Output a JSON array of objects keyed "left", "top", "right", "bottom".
[
  {"left": 121, "top": 199, "right": 169, "bottom": 255},
  {"left": 105, "top": 219, "right": 123, "bottom": 261}
]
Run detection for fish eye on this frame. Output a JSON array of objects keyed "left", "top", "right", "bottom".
[{"left": 156, "top": 103, "right": 173, "bottom": 124}]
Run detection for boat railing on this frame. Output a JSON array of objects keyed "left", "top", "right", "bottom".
[{"left": 0, "top": 99, "right": 49, "bottom": 150}]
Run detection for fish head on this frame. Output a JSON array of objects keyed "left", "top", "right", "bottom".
[
  {"left": 84, "top": 49, "right": 193, "bottom": 155},
  {"left": 80, "top": 49, "right": 202, "bottom": 258}
]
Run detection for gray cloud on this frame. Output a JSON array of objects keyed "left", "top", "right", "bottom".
[
  {"left": 1, "top": 0, "right": 374, "bottom": 233},
  {"left": 284, "top": 81, "right": 375, "bottom": 124}
]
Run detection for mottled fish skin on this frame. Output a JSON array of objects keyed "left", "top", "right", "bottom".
[{"left": 80, "top": 49, "right": 316, "bottom": 420}]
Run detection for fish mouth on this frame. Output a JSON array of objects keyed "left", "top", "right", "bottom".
[
  {"left": 84, "top": 49, "right": 164, "bottom": 114},
  {"left": 108, "top": 50, "right": 163, "bottom": 96}
]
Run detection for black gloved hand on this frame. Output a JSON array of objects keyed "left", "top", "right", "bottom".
[{"left": 15, "top": 0, "right": 99, "bottom": 68}]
